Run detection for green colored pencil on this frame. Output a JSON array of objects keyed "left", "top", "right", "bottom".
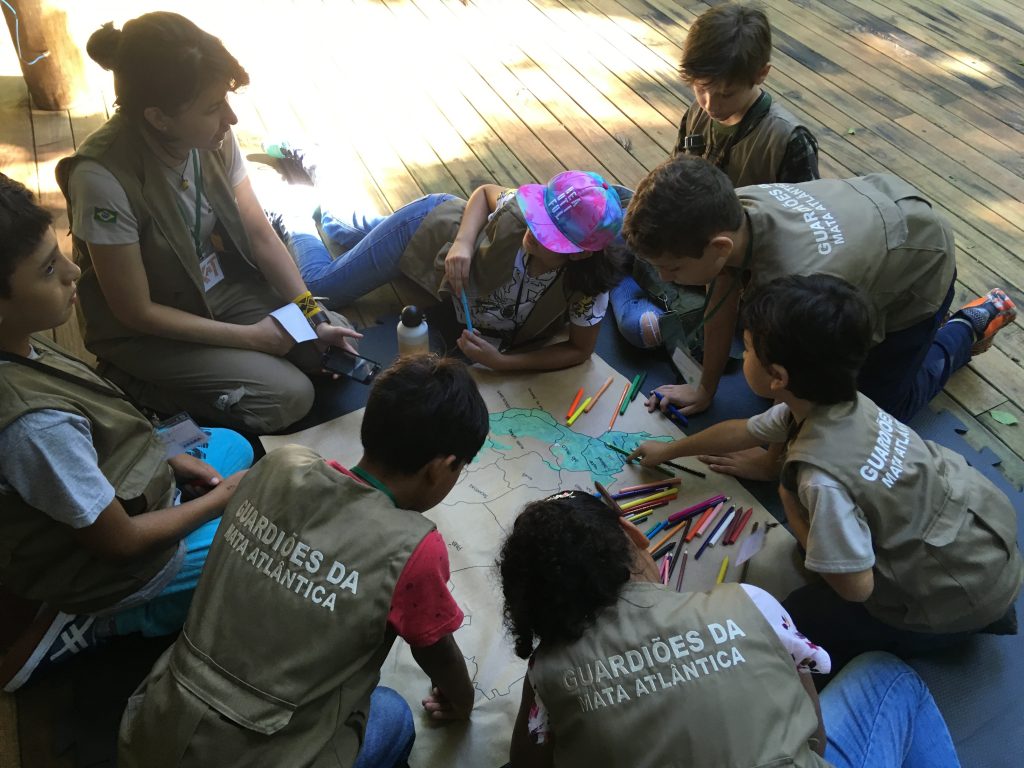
[{"left": 620, "top": 373, "right": 642, "bottom": 415}]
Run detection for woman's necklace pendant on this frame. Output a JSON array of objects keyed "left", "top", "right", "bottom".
[{"left": 179, "top": 177, "right": 190, "bottom": 191}]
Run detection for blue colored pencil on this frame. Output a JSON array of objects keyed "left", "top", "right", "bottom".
[
  {"left": 460, "top": 289, "right": 474, "bottom": 333},
  {"left": 650, "top": 390, "right": 689, "bottom": 428},
  {"left": 695, "top": 506, "right": 736, "bottom": 560}
]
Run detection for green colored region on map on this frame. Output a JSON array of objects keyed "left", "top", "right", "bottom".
[{"left": 484, "top": 408, "right": 670, "bottom": 485}]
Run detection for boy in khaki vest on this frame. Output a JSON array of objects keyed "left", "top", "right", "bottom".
[
  {"left": 612, "top": 3, "right": 818, "bottom": 353},
  {"left": 118, "top": 355, "right": 490, "bottom": 768},
  {"left": 631, "top": 274, "right": 1022, "bottom": 673},
  {"left": 624, "top": 156, "right": 1015, "bottom": 478},
  {"left": 0, "top": 173, "right": 252, "bottom": 692}
]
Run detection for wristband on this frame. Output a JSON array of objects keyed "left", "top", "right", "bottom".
[
  {"left": 292, "top": 290, "right": 320, "bottom": 319},
  {"left": 308, "top": 309, "right": 331, "bottom": 329}
]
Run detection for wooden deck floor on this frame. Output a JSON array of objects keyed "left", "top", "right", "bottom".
[{"left": 0, "top": 1, "right": 1022, "bottom": 763}]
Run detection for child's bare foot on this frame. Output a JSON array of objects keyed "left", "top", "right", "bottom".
[{"left": 698, "top": 446, "right": 780, "bottom": 481}]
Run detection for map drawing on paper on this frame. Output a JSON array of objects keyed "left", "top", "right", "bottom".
[{"left": 260, "top": 355, "right": 770, "bottom": 767}]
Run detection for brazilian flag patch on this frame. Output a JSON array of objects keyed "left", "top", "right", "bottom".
[{"left": 94, "top": 207, "right": 118, "bottom": 224}]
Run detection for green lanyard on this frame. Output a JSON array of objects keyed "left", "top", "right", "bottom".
[
  {"left": 349, "top": 466, "right": 397, "bottom": 507},
  {"left": 172, "top": 150, "right": 205, "bottom": 258}
]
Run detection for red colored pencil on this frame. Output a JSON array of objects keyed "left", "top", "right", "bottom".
[
  {"left": 727, "top": 507, "right": 755, "bottom": 545},
  {"left": 608, "top": 382, "right": 630, "bottom": 429},
  {"left": 616, "top": 478, "right": 682, "bottom": 495},
  {"left": 685, "top": 505, "right": 716, "bottom": 542},
  {"left": 566, "top": 388, "right": 584, "bottom": 420}
]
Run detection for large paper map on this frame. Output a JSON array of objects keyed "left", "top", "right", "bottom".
[{"left": 261, "top": 355, "right": 789, "bottom": 766}]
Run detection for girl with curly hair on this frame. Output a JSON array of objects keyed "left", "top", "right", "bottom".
[{"left": 497, "top": 492, "right": 959, "bottom": 768}]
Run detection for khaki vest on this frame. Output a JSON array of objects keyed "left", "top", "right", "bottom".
[
  {"left": 743, "top": 175, "right": 955, "bottom": 343},
  {"left": 55, "top": 115, "right": 256, "bottom": 349},
  {"left": 675, "top": 94, "right": 807, "bottom": 188},
  {"left": 531, "top": 582, "right": 829, "bottom": 768},
  {"left": 119, "top": 445, "right": 436, "bottom": 768},
  {"left": 783, "top": 395, "right": 1023, "bottom": 632},
  {"left": 398, "top": 197, "right": 572, "bottom": 346},
  {"left": 0, "top": 335, "right": 176, "bottom": 614}
]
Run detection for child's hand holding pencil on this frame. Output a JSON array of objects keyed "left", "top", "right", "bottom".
[{"left": 628, "top": 439, "right": 682, "bottom": 468}]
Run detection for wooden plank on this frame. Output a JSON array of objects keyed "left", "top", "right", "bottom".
[
  {"left": 943, "top": 365, "right": 1007, "bottom": 416},
  {"left": 932, "top": 393, "right": 1024, "bottom": 490},
  {"left": 982, "top": 401, "right": 1024, "bottom": 468},
  {"left": 966, "top": 346, "right": 1024, "bottom": 411}
]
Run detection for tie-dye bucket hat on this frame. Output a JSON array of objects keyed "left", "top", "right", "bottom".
[{"left": 515, "top": 170, "right": 624, "bottom": 254}]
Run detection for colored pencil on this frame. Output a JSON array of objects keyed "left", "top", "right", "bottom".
[
  {"left": 649, "top": 390, "right": 690, "bottom": 428},
  {"left": 619, "top": 488, "right": 678, "bottom": 511},
  {"left": 697, "top": 503, "right": 729, "bottom": 537},
  {"left": 716, "top": 556, "right": 730, "bottom": 584},
  {"left": 585, "top": 376, "right": 614, "bottom": 412},
  {"left": 621, "top": 373, "right": 642, "bottom": 414},
  {"left": 696, "top": 507, "right": 735, "bottom": 560},
  {"left": 727, "top": 508, "right": 754, "bottom": 545},
  {"left": 625, "top": 509, "right": 653, "bottom": 524},
  {"left": 667, "top": 494, "right": 727, "bottom": 524},
  {"left": 594, "top": 481, "right": 625, "bottom": 516},
  {"left": 566, "top": 388, "right": 584, "bottom": 420},
  {"left": 616, "top": 478, "right": 682, "bottom": 495},
  {"left": 647, "top": 520, "right": 687, "bottom": 554},
  {"left": 612, "top": 484, "right": 677, "bottom": 501},
  {"left": 602, "top": 441, "right": 705, "bottom": 479},
  {"left": 723, "top": 505, "right": 744, "bottom": 543},
  {"left": 609, "top": 382, "right": 630, "bottom": 428},
  {"left": 629, "top": 371, "right": 648, "bottom": 402},
  {"left": 460, "top": 289, "right": 474, "bottom": 333},
  {"left": 686, "top": 506, "right": 716, "bottom": 542},
  {"left": 617, "top": 488, "right": 677, "bottom": 508},
  {"left": 645, "top": 520, "right": 668, "bottom": 540},
  {"left": 709, "top": 509, "right": 736, "bottom": 546},
  {"left": 661, "top": 553, "right": 673, "bottom": 584},
  {"left": 652, "top": 541, "right": 675, "bottom": 560},
  {"left": 674, "top": 549, "right": 689, "bottom": 592},
  {"left": 667, "top": 520, "right": 689, "bottom": 579},
  {"left": 567, "top": 397, "right": 591, "bottom": 426},
  {"left": 620, "top": 497, "right": 672, "bottom": 517}
]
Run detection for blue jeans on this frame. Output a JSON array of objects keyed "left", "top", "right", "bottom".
[
  {"left": 823, "top": 652, "right": 960, "bottom": 768},
  {"left": 111, "top": 428, "right": 254, "bottom": 637},
  {"left": 858, "top": 279, "right": 972, "bottom": 422},
  {"left": 353, "top": 686, "right": 416, "bottom": 768},
  {"left": 610, "top": 275, "right": 663, "bottom": 348},
  {"left": 288, "top": 193, "right": 455, "bottom": 307}
]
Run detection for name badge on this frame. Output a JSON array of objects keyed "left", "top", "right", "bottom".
[
  {"left": 155, "top": 413, "right": 209, "bottom": 458},
  {"left": 200, "top": 251, "right": 225, "bottom": 292}
]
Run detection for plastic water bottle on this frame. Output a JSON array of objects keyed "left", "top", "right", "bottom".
[{"left": 397, "top": 305, "right": 430, "bottom": 357}]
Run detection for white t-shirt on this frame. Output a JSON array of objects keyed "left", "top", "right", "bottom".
[
  {"left": 747, "top": 403, "right": 876, "bottom": 573},
  {"left": 453, "top": 189, "right": 609, "bottom": 335},
  {"left": 67, "top": 131, "right": 247, "bottom": 250},
  {"left": 526, "top": 584, "right": 832, "bottom": 742}
]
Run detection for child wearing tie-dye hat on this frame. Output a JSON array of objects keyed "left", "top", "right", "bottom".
[{"left": 274, "top": 163, "right": 629, "bottom": 372}]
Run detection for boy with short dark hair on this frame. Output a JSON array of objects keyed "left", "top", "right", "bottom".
[
  {"left": 631, "top": 274, "right": 1022, "bottom": 673},
  {"left": 623, "top": 156, "right": 1016, "bottom": 427},
  {"left": 119, "top": 355, "right": 490, "bottom": 768},
  {"left": 0, "top": 173, "right": 252, "bottom": 692},
  {"left": 612, "top": 2, "right": 819, "bottom": 352}
]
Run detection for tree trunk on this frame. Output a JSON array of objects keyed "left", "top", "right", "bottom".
[{"left": 2, "top": 0, "right": 85, "bottom": 110}]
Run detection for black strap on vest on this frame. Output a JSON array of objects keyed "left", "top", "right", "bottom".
[
  {"left": 701, "top": 91, "right": 774, "bottom": 170},
  {"left": 0, "top": 347, "right": 129, "bottom": 402}
]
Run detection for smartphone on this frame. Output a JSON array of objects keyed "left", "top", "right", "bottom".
[{"left": 321, "top": 346, "right": 382, "bottom": 384}]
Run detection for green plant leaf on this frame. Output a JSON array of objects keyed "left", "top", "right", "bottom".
[{"left": 990, "top": 410, "right": 1018, "bottom": 426}]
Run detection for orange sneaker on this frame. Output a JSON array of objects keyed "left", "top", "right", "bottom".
[{"left": 950, "top": 289, "right": 1017, "bottom": 354}]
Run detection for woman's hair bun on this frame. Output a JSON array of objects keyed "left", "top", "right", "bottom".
[{"left": 86, "top": 22, "right": 122, "bottom": 71}]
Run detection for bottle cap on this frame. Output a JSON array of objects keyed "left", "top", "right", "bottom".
[{"left": 400, "top": 305, "right": 424, "bottom": 327}]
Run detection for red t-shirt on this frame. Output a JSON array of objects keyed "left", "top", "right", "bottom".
[{"left": 325, "top": 461, "right": 463, "bottom": 647}]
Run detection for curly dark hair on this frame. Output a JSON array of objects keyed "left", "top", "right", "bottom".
[
  {"left": 741, "top": 274, "right": 872, "bottom": 404},
  {"left": 498, "top": 492, "right": 634, "bottom": 659}
]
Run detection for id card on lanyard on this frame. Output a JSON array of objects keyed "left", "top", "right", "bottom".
[{"left": 176, "top": 151, "right": 224, "bottom": 292}]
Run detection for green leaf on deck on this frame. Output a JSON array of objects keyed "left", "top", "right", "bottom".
[
  {"left": 990, "top": 410, "right": 1018, "bottom": 426},
  {"left": 846, "top": 128, "right": 856, "bottom": 135}
]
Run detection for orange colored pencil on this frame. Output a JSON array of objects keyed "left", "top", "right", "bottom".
[
  {"left": 647, "top": 520, "right": 687, "bottom": 554},
  {"left": 566, "top": 387, "right": 584, "bottom": 421},
  {"left": 608, "top": 382, "right": 631, "bottom": 429},
  {"left": 685, "top": 505, "right": 716, "bottom": 542},
  {"left": 585, "top": 376, "right": 614, "bottom": 412}
]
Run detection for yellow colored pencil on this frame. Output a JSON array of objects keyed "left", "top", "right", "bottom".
[
  {"left": 567, "top": 397, "right": 591, "bottom": 426},
  {"left": 619, "top": 488, "right": 679, "bottom": 512},
  {"left": 716, "top": 556, "right": 730, "bottom": 584},
  {"left": 585, "top": 376, "right": 614, "bottom": 412},
  {"left": 608, "top": 382, "right": 630, "bottom": 429}
]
